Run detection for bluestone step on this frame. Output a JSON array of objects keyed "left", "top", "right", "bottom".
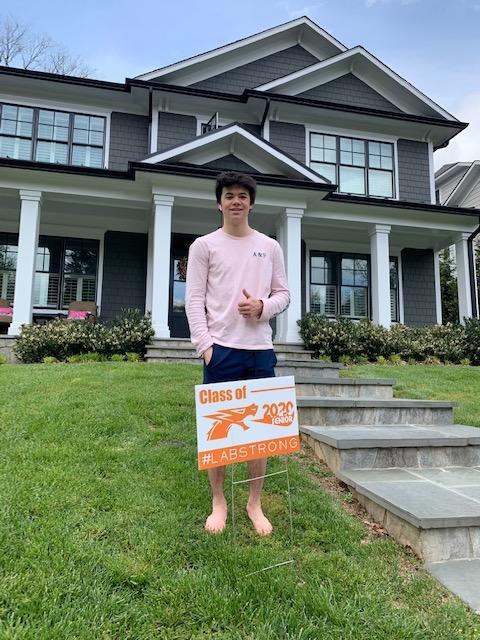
[
  {"left": 295, "top": 377, "right": 395, "bottom": 398},
  {"left": 298, "top": 397, "right": 455, "bottom": 427},
  {"left": 275, "top": 361, "right": 342, "bottom": 378},
  {"left": 302, "top": 425, "right": 480, "bottom": 472},
  {"left": 426, "top": 559, "right": 480, "bottom": 612},
  {"left": 336, "top": 466, "right": 480, "bottom": 563}
]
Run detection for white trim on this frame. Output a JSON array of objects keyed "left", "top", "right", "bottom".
[
  {"left": 433, "top": 250, "right": 442, "bottom": 324},
  {"left": 428, "top": 141, "right": 435, "bottom": 204},
  {"left": 96, "top": 233, "right": 105, "bottom": 316},
  {"left": 305, "top": 125, "right": 399, "bottom": 200},
  {"left": 136, "top": 17, "right": 346, "bottom": 81},
  {"left": 262, "top": 119, "right": 270, "bottom": 142},
  {"left": 144, "top": 124, "right": 327, "bottom": 183},
  {"left": 444, "top": 160, "right": 480, "bottom": 206},
  {"left": 397, "top": 252, "right": 404, "bottom": 324},
  {"left": 0, "top": 93, "right": 112, "bottom": 170},
  {"left": 435, "top": 162, "right": 471, "bottom": 185},
  {"left": 195, "top": 114, "right": 229, "bottom": 136},
  {"left": 255, "top": 46, "right": 455, "bottom": 121},
  {"left": 151, "top": 108, "right": 159, "bottom": 155}
]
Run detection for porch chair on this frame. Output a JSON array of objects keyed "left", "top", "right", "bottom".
[
  {"left": 0, "top": 298, "right": 13, "bottom": 334},
  {"left": 67, "top": 301, "right": 97, "bottom": 322}
]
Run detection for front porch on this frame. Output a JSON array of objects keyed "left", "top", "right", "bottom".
[{"left": 1, "top": 168, "right": 478, "bottom": 343}]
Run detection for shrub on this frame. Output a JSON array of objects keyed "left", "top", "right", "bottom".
[
  {"left": 125, "top": 352, "right": 141, "bottom": 362},
  {"left": 110, "top": 354, "right": 125, "bottom": 362},
  {"left": 0, "top": 354, "right": 7, "bottom": 365},
  {"left": 14, "top": 309, "right": 154, "bottom": 363},
  {"left": 43, "top": 356, "right": 59, "bottom": 364},
  {"left": 297, "top": 315, "right": 476, "bottom": 365},
  {"left": 460, "top": 358, "right": 471, "bottom": 366},
  {"left": 463, "top": 318, "right": 480, "bottom": 366}
]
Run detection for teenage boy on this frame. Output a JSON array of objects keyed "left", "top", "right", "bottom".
[{"left": 186, "top": 171, "right": 290, "bottom": 535}]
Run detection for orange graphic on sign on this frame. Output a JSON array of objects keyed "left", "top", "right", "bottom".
[{"left": 205, "top": 403, "right": 259, "bottom": 441}]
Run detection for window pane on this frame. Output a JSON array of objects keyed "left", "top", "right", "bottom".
[
  {"left": 353, "top": 139, "right": 364, "bottom": 153},
  {"left": 74, "top": 114, "right": 89, "bottom": 130},
  {"left": 369, "top": 169, "right": 393, "bottom": 198},
  {"left": 72, "top": 145, "right": 103, "bottom": 167},
  {"left": 342, "top": 269, "right": 354, "bottom": 285},
  {"left": 311, "top": 284, "right": 336, "bottom": 315},
  {"left": 73, "top": 128, "right": 89, "bottom": 144},
  {"left": 311, "top": 162, "right": 336, "bottom": 183},
  {"left": 340, "top": 138, "right": 351, "bottom": 151},
  {"left": 0, "top": 270, "right": 15, "bottom": 303},
  {"left": 352, "top": 152, "right": 365, "bottom": 167},
  {"left": 339, "top": 166, "right": 365, "bottom": 194},
  {"left": 311, "top": 255, "right": 335, "bottom": 284},
  {"left": 342, "top": 258, "right": 354, "bottom": 270},
  {"left": 0, "top": 136, "right": 32, "bottom": 160},
  {"left": 369, "top": 142, "right": 380, "bottom": 155},
  {"left": 173, "top": 281, "right": 186, "bottom": 311},
  {"left": 88, "top": 130, "right": 103, "bottom": 145},
  {"left": 311, "top": 256, "right": 325, "bottom": 269},
  {"left": 64, "top": 239, "right": 98, "bottom": 275},
  {"left": 33, "top": 273, "right": 60, "bottom": 307},
  {"left": 380, "top": 156, "right": 393, "bottom": 170},
  {"left": 341, "top": 286, "right": 367, "bottom": 317},
  {"left": 90, "top": 117, "right": 104, "bottom": 132},
  {"left": 340, "top": 150, "right": 352, "bottom": 165},
  {"left": 35, "top": 141, "right": 68, "bottom": 164},
  {"left": 37, "top": 238, "right": 62, "bottom": 273},
  {"left": 381, "top": 143, "right": 392, "bottom": 156}
]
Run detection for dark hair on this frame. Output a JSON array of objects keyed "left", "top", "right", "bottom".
[{"left": 215, "top": 172, "right": 257, "bottom": 205}]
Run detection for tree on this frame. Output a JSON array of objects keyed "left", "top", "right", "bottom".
[
  {"left": 439, "top": 248, "right": 459, "bottom": 324},
  {"left": 0, "top": 16, "right": 92, "bottom": 77}
]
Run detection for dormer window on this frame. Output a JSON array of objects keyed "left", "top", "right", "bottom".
[
  {"left": 0, "top": 102, "right": 105, "bottom": 168},
  {"left": 310, "top": 133, "right": 395, "bottom": 198}
]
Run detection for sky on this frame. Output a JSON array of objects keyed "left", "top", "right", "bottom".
[{"left": 1, "top": 0, "right": 479, "bottom": 170}]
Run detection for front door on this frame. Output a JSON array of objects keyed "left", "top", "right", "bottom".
[{"left": 169, "top": 234, "right": 198, "bottom": 338}]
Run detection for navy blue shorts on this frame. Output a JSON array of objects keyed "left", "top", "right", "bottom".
[{"left": 203, "top": 344, "right": 277, "bottom": 384}]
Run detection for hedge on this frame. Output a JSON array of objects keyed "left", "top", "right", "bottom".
[
  {"left": 298, "top": 314, "right": 480, "bottom": 365},
  {"left": 14, "top": 309, "right": 154, "bottom": 363}
]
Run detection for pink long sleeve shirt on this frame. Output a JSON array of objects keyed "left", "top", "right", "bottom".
[{"left": 185, "top": 228, "right": 290, "bottom": 356}]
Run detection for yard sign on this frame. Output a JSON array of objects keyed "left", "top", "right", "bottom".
[{"left": 195, "top": 376, "right": 299, "bottom": 470}]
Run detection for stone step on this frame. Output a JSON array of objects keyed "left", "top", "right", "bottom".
[
  {"left": 146, "top": 356, "right": 200, "bottom": 365},
  {"left": 273, "top": 342, "right": 311, "bottom": 352},
  {"left": 301, "top": 424, "right": 480, "bottom": 473},
  {"left": 295, "top": 377, "right": 395, "bottom": 398},
  {"left": 297, "top": 397, "right": 455, "bottom": 427},
  {"left": 146, "top": 345, "right": 315, "bottom": 362},
  {"left": 334, "top": 466, "right": 480, "bottom": 564},
  {"left": 145, "top": 346, "right": 198, "bottom": 358},
  {"left": 275, "top": 360, "right": 342, "bottom": 379},
  {"left": 426, "top": 560, "right": 480, "bottom": 613}
]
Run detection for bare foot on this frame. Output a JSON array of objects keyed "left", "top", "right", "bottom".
[
  {"left": 247, "top": 502, "right": 273, "bottom": 536},
  {"left": 205, "top": 498, "right": 227, "bottom": 533}
]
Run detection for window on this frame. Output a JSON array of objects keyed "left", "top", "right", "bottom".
[
  {"left": 0, "top": 233, "right": 18, "bottom": 303},
  {"left": 310, "top": 251, "right": 399, "bottom": 321},
  {"left": 0, "top": 102, "right": 105, "bottom": 168},
  {"left": 310, "top": 133, "right": 395, "bottom": 198}
]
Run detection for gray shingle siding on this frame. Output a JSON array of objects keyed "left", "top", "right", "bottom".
[
  {"left": 201, "top": 154, "right": 259, "bottom": 173},
  {"left": 397, "top": 139, "right": 431, "bottom": 204},
  {"left": 299, "top": 73, "right": 403, "bottom": 113},
  {"left": 100, "top": 231, "right": 147, "bottom": 322},
  {"left": 157, "top": 112, "right": 197, "bottom": 152},
  {"left": 401, "top": 248, "right": 437, "bottom": 326},
  {"left": 269, "top": 121, "right": 306, "bottom": 165},
  {"left": 108, "top": 112, "right": 149, "bottom": 170},
  {"left": 191, "top": 45, "right": 318, "bottom": 94}
]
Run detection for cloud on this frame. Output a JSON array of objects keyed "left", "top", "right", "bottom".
[
  {"left": 275, "top": 1, "right": 324, "bottom": 19},
  {"left": 434, "top": 91, "right": 480, "bottom": 170}
]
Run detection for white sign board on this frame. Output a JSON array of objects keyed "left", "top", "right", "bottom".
[{"left": 195, "top": 376, "right": 299, "bottom": 470}]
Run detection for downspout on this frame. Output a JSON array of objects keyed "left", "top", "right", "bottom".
[{"left": 467, "top": 216, "right": 480, "bottom": 318}]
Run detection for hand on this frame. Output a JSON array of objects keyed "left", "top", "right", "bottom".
[
  {"left": 203, "top": 346, "right": 213, "bottom": 365},
  {"left": 238, "top": 289, "right": 263, "bottom": 319}
]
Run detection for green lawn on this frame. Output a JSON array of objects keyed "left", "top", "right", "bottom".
[{"left": 1, "top": 362, "right": 480, "bottom": 639}]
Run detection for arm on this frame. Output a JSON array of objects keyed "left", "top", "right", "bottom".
[
  {"left": 185, "top": 239, "right": 213, "bottom": 357},
  {"left": 258, "top": 242, "right": 290, "bottom": 321}
]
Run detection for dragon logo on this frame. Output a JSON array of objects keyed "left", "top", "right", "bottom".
[{"left": 204, "top": 403, "right": 259, "bottom": 441}]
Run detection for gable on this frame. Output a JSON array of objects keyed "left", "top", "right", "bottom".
[
  {"left": 298, "top": 73, "right": 402, "bottom": 113},
  {"left": 190, "top": 45, "right": 319, "bottom": 94},
  {"left": 199, "top": 154, "right": 260, "bottom": 173}
]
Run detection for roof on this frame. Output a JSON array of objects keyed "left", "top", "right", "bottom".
[
  {"left": 135, "top": 17, "right": 346, "bottom": 83},
  {"left": 142, "top": 122, "right": 330, "bottom": 183},
  {"left": 445, "top": 161, "right": 480, "bottom": 206}
]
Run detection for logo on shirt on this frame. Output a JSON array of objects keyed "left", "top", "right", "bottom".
[{"left": 253, "top": 252, "right": 267, "bottom": 258}]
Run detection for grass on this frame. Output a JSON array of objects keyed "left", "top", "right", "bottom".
[{"left": 0, "top": 362, "right": 480, "bottom": 639}]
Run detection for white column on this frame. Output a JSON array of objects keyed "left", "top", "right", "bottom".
[
  {"left": 9, "top": 190, "right": 42, "bottom": 335},
  {"left": 151, "top": 194, "right": 174, "bottom": 338},
  {"left": 369, "top": 224, "right": 391, "bottom": 328},
  {"left": 433, "top": 250, "right": 442, "bottom": 324},
  {"left": 455, "top": 232, "right": 473, "bottom": 323},
  {"left": 278, "top": 207, "right": 303, "bottom": 343},
  {"left": 145, "top": 213, "right": 154, "bottom": 314}
]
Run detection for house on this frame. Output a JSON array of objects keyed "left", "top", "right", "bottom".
[
  {"left": 435, "top": 161, "right": 480, "bottom": 319},
  {"left": 1, "top": 16, "right": 479, "bottom": 344}
]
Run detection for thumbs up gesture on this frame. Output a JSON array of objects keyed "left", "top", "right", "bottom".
[{"left": 238, "top": 288, "right": 263, "bottom": 319}]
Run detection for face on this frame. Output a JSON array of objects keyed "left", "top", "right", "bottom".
[{"left": 218, "top": 185, "right": 252, "bottom": 226}]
